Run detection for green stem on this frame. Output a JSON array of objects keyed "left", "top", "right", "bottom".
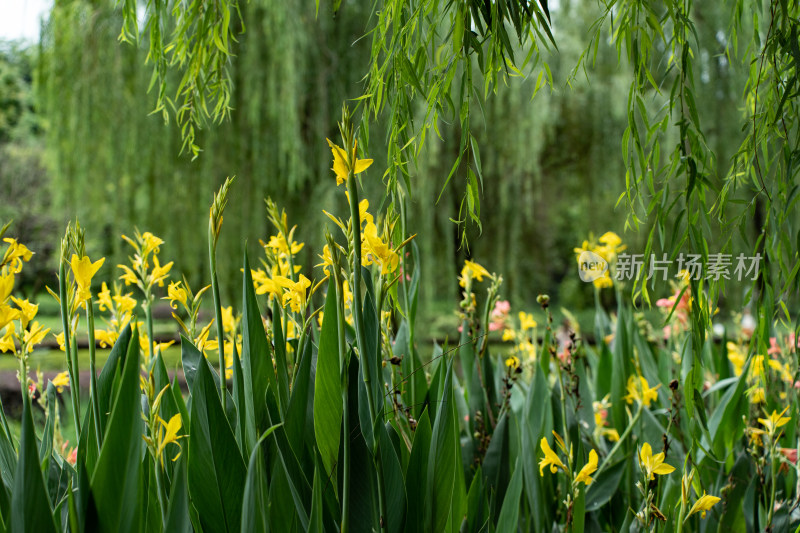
[
  {"left": 767, "top": 439, "right": 778, "bottom": 527},
  {"left": 209, "top": 244, "right": 227, "bottom": 413},
  {"left": 19, "top": 355, "right": 27, "bottom": 401},
  {"left": 145, "top": 295, "right": 155, "bottom": 367},
  {"left": 153, "top": 455, "right": 168, "bottom": 526},
  {"left": 555, "top": 361, "right": 572, "bottom": 472},
  {"left": 346, "top": 172, "right": 387, "bottom": 529},
  {"left": 58, "top": 261, "right": 81, "bottom": 432},
  {"left": 596, "top": 402, "right": 644, "bottom": 477},
  {"left": 86, "top": 300, "right": 102, "bottom": 450}
]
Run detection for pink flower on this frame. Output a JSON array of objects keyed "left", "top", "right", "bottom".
[
  {"left": 656, "top": 298, "right": 674, "bottom": 308},
  {"left": 492, "top": 300, "right": 511, "bottom": 316},
  {"left": 768, "top": 337, "right": 781, "bottom": 356},
  {"left": 489, "top": 321, "right": 502, "bottom": 332},
  {"left": 780, "top": 448, "right": 798, "bottom": 464}
]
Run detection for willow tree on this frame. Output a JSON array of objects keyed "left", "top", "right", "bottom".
[{"left": 41, "top": 0, "right": 800, "bottom": 331}]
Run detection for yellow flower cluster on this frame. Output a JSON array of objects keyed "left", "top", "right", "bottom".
[
  {"left": 0, "top": 238, "right": 49, "bottom": 358},
  {"left": 118, "top": 230, "right": 173, "bottom": 295}
]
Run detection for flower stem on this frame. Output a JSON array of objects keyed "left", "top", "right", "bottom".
[
  {"left": 86, "top": 299, "right": 102, "bottom": 450},
  {"left": 58, "top": 260, "right": 81, "bottom": 433},
  {"left": 153, "top": 456, "right": 168, "bottom": 525}
]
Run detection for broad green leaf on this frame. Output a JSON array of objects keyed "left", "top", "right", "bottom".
[
  {"left": 314, "top": 285, "right": 342, "bottom": 478},
  {"left": 90, "top": 325, "right": 142, "bottom": 533},
  {"left": 495, "top": 457, "right": 523, "bottom": 532},
  {"left": 187, "top": 356, "right": 247, "bottom": 533},
  {"left": 380, "top": 423, "right": 406, "bottom": 533},
  {"left": 241, "top": 424, "right": 283, "bottom": 533},
  {"left": 482, "top": 412, "right": 510, "bottom": 517},
  {"left": 164, "top": 455, "right": 192, "bottom": 533},
  {"left": 96, "top": 323, "right": 133, "bottom": 437},
  {"left": 426, "top": 359, "right": 457, "bottom": 533},
  {"left": 9, "top": 391, "right": 57, "bottom": 533},
  {"left": 404, "top": 408, "right": 431, "bottom": 533},
  {"left": 265, "top": 387, "right": 311, "bottom": 530},
  {"left": 271, "top": 298, "right": 290, "bottom": 413}
]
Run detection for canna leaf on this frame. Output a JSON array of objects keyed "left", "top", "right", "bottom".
[
  {"left": 187, "top": 356, "right": 247, "bottom": 533},
  {"left": 314, "top": 285, "right": 343, "bottom": 478},
  {"left": 9, "top": 390, "right": 57, "bottom": 533},
  {"left": 90, "top": 324, "right": 142, "bottom": 533},
  {"left": 495, "top": 457, "right": 523, "bottom": 532}
]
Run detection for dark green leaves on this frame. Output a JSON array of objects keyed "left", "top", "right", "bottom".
[
  {"left": 10, "top": 392, "right": 57, "bottom": 533},
  {"left": 187, "top": 356, "right": 247, "bottom": 533},
  {"left": 314, "top": 285, "right": 342, "bottom": 478},
  {"left": 90, "top": 325, "right": 142, "bottom": 533}
]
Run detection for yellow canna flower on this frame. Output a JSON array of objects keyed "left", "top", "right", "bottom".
[
  {"left": 0, "top": 272, "right": 13, "bottom": 302},
  {"left": 194, "top": 321, "right": 216, "bottom": 354},
  {"left": 726, "top": 342, "right": 745, "bottom": 377},
  {"left": 638, "top": 442, "right": 675, "bottom": 480},
  {"left": 592, "top": 271, "right": 614, "bottom": 289},
  {"left": 0, "top": 323, "right": 15, "bottom": 353},
  {"left": 10, "top": 296, "right": 38, "bottom": 328},
  {"left": 275, "top": 275, "right": 312, "bottom": 313},
  {"left": 363, "top": 221, "right": 399, "bottom": 275},
  {"left": 502, "top": 328, "right": 515, "bottom": 342},
  {"left": 518, "top": 312, "right": 537, "bottom": 331},
  {"left": 573, "top": 449, "right": 599, "bottom": 486},
  {"left": 266, "top": 233, "right": 304, "bottom": 257},
  {"left": 23, "top": 321, "right": 50, "bottom": 353},
  {"left": 221, "top": 306, "right": 237, "bottom": 335},
  {"left": 54, "top": 331, "right": 66, "bottom": 352},
  {"left": 624, "top": 375, "right": 660, "bottom": 407},
  {"left": 748, "top": 386, "right": 766, "bottom": 404},
  {"left": 70, "top": 254, "right": 105, "bottom": 302},
  {"left": 0, "top": 304, "right": 19, "bottom": 330},
  {"left": 539, "top": 437, "right": 566, "bottom": 476},
  {"left": 140, "top": 232, "right": 164, "bottom": 258},
  {"left": 758, "top": 407, "right": 791, "bottom": 437},
  {"left": 2, "top": 238, "right": 33, "bottom": 273},
  {"left": 252, "top": 269, "right": 282, "bottom": 298},
  {"left": 97, "top": 282, "right": 114, "bottom": 312},
  {"left": 147, "top": 414, "right": 186, "bottom": 467},
  {"left": 51, "top": 371, "right": 70, "bottom": 393},
  {"left": 688, "top": 492, "right": 721, "bottom": 519},
  {"left": 505, "top": 356, "right": 520, "bottom": 369},
  {"left": 150, "top": 256, "right": 172, "bottom": 287},
  {"left": 113, "top": 293, "right": 138, "bottom": 316},
  {"left": 95, "top": 329, "right": 119, "bottom": 349},
  {"left": 118, "top": 264, "right": 138, "bottom": 286},
  {"left": 326, "top": 138, "right": 373, "bottom": 186},
  {"left": 459, "top": 260, "right": 490, "bottom": 287},
  {"left": 165, "top": 281, "right": 188, "bottom": 310}
]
